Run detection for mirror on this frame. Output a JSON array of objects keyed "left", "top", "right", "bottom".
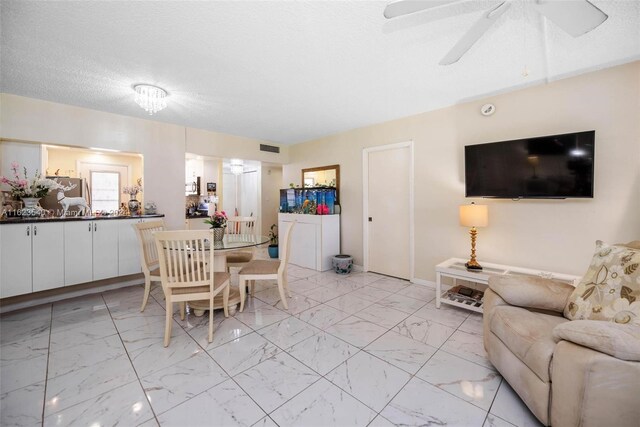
[{"left": 302, "top": 164, "right": 340, "bottom": 201}]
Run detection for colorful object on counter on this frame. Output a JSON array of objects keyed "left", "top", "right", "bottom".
[
  {"left": 1, "top": 162, "right": 58, "bottom": 199},
  {"left": 279, "top": 187, "right": 337, "bottom": 215}
]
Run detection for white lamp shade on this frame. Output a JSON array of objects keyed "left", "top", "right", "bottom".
[{"left": 459, "top": 203, "right": 488, "bottom": 227}]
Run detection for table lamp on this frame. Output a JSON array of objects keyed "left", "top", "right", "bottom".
[{"left": 459, "top": 202, "right": 488, "bottom": 271}]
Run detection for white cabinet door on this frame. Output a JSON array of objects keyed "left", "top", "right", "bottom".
[
  {"left": 0, "top": 224, "right": 33, "bottom": 297},
  {"left": 118, "top": 219, "right": 142, "bottom": 276},
  {"left": 64, "top": 221, "right": 93, "bottom": 286},
  {"left": 285, "top": 221, "right": 317, "bottom": 270},
  {"left": 32, "top": 223, "right": 64, "bottom": 292},
  {"left": 92, "top": 220, "right": 119, "bottom": 280}
]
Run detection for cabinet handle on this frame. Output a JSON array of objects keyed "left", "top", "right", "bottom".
[
  {"left": 34, "top": 226, "right": 37, "bottom": 236},
  {"left": 94, "top": 223, "right": 97, "bottom": 232},
  {"left": 89, "top": 223, "right": 92, "bottom": 232},
  {"left": 27, "top": 226, "right": 30, "bottom": 236}
]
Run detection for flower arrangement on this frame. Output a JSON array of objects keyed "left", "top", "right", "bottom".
[
  {"left": 123, "top": 178, "right": 143, "bottom": 197},
  {"left": 0, "top": 162, "right": 58, "bottom": 199},
  {"left": 204, "top": 210, "right": 228, "bottom": 228}
]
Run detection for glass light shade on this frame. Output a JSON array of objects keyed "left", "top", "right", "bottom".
[
  {"left": 133, "top": 84, "right": 167, "bottom": 115},
  {"left": 229, "top": 158, "right": 244, "bottom": 175},
  {"left": 459, "top": 203, "right": 488, "bottom": 227}
]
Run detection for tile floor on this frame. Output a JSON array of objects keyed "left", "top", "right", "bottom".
[{"left": 0, "top": 261, "right": 543, "bottom": 427}]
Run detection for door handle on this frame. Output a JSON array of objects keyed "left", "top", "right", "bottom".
[{"left": 368, "top": 217, "right": 373, "bottom": 222}]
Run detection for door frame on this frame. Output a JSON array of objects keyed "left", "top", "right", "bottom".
[{"left": 362, "top": 141, "right": 415, "bottom": 281}]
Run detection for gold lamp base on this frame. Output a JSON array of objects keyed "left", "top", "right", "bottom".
[{"left": 466, "top": 226, "right": 483, "bottom": 271}]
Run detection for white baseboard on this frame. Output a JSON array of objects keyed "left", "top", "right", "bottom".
[
  {"left": 352, "top": 264, "right": 364, "bottom": 272},
  {"left": 410, "top": 278, "right": 436, "bottom": 288},
  {"left": 0, "top": 278, "right": 144, "bottom": 314}
]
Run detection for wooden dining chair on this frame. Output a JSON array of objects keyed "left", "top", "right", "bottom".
[
  {"left": 225, "top": 216, "right": 257, "bottom": 272},
  {"left": 133, "top": 220, "right": 165, "bottom": 312},
  {"left": 238, "top": 220, "right": 296, "bottom": 311},
  {"left": 154, "top": 230, "right": 231, "bottom": 347}
]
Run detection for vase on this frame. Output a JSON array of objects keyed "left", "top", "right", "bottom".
[
  {"left": 21, "top": 197, "right": 42, "bottom": 217},
  {"left": 332, "top": 254, "right": 353, "bottom": 275},
  {"left": 128, "top": 196, "right": 140, "bottom": 216},
  {"left": 212, "top": 227, "right": 225, "bottom": 242}
]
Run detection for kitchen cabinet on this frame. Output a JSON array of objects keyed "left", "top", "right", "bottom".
[
  {"left": 118, "top": 218, "right": 144, "bottom": 276},
  {"left": 0, "top": 223, "right": 64, "bottom": 298},
  {"left": 278, "top": 213, "right": 340, "bottom": 271},
  {"left": 64, "top": 220, "right": 119, "bottom": 285}
]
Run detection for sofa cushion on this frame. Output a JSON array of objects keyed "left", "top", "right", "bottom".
[
  {"left": 490, "top": 306, "right": 569, "bottom": 382},
  {"left": 564, "top": 241, "right": 640, "bottom": 324}
]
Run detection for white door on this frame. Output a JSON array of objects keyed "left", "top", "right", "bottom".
[
  {"left": 32, "top": 223, "right": 64, "bottom": 292},
  {"left": 0, "top": 224, "right": 32, "bottom": 297},
  {"left": 365, "top": 143, "right": 413, "bottom": 280},
  {"left": 64, "top": 221, "right": 93, "bottom": 285},
  {"left": 93, "top": 220, "right": 119, "bottom": 280}
]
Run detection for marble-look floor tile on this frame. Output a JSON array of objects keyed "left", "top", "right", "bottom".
[
  {"left": 287, "top": 332, "right": 359, "bottom": 375},
  {"left": 326, "top": 351, "right": 410, "bottom": 412},
  {"left": 416, "top": 350, "right": 501, "bottom": 410},
  {"left": 0, "top": 381, "right": 45, "bottom": 427},
  {"left": 234, "top": 299, "right": 291, "bottom": 330},
  {"left": 43, "top": 381, "right": 153, "bottom": 427},
  {"left": 52, "top": 294, "right": 106, "bottom": 318},
  {"left": 368, "top": 415, "right": 397, "bottom": 427},
  {"left": 0, "top": 312, "right": 50, "bottom": 346},
  {"left": 377, "top": 293, "right": 427, "bottom": 315},
  {"left": 0, "top": 354, "right": 48, "bottom": 395},
  {"left": 51, "top": 303, "right": 110, "bottom": 328},
  {"left": 287, "top": 278, "right": 323, "bottom": 295},
  {"left": 186, "top": 315, "right": 254, "bottom": 350},
  {"left": 344, "top": 272, "right": 384, "bottom": 286},
  {"left": 272, "top": 293, "right": 322, "bottom": 315},
  {"left": 295, "top": 304, "right": 351, "bottom": 330},
  {"left": 208, "top": 332, "right": 281, "bottom": 376},
  {"left": 364, "top": 330, "right": 438, "bottom": 375},
  {"left": 413, "top": 303, "right": 470, "bottom": 328},
  {"left": 253, "top": 416, "right": 278, "bottom": 427},
  {"left": 393, "top": 315, "right": 457, "bottom": 348},
  {"left": 287, "top": 266, "right": 320, "bottom": 279},
  {"left": 325, "top": 294, "right": 375, "bottom": 314},
  {"left": 303, "top": 286, "right": 350, "bottom": 303},
  {"left": 128, "top": 331, "right": 205, "bottom": 378},
  {"left": 45, "top": 354, "right": 137, "bottom": 415},
  {"left": 355, "top": 303, "right": 409, "bottom": 329},
  {"left": 484, "top": 414, "right": 517, "bottom": 427},
  {"left": 490, "top": 381, "right": 543, "bottom": 427},
  {"left": 234, "top": 352, "right": 320, "bottom": 413},
  {"left": 0, "top": 333, "right": 49, "bottom": 369},
  {"left": 381, "top": 377, "right": 487, "bottom": 426},
  {"left": 325, "top": 316, "right": 387, "bottom": 348},
  {"left": 258, "top": 317, "right": 319, "bottom": 349},
  {"left": 158, "top": 379, "right": 266, "bottom": 426},
  {"left": 49, "top": 317, "right": 117, "bottom": 353},
  {"left": 347, "top": 286, "right": 394, "bottom": 303},
  {"left": 141, "top": 351, "right": 228, "bottom": 415},
  {"left": 460, "top": 312, "right": 485, "bottom": 335},
  {"left": 441, "top": 330, "right": 492, "bottom": 369},
  {"left": 396, "top": 284, "right": 437, "bottom": 302},
  {"left": 367, "top": 277, "right": 410, "bottom": 293},
  {"left": 270, "top": 378, "right": 377, "bottom": 427},
  {"left": 253, "top": 286, "right": 297, "bottom": 305},
  {"left": 48, "top": 335, "right": 126, "bottom": 379}
]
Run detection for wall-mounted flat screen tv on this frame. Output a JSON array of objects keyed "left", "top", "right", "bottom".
[{"left": 465, "top": 131, "right": 595, "bottom": 199}]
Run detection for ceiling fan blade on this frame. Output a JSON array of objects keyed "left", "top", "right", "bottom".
[
  {"left": 384, "top": 0, "right": 462, "bottom": 19},
  {"left": 439, "top": 1, "right": 511, "bottom": 65},
  {"left": 532, "top": 0, "right": 608, "bottom": 37}
]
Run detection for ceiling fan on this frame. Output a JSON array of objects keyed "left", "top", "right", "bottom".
[{"left": 384, "top": 0, "right": 609, "bottom": 65}]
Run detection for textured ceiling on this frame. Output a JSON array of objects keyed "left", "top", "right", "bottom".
[{"left": 1, "top": 1, "right": 639, "bottom": 145}]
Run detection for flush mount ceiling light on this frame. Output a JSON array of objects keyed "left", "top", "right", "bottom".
[
  {"left": 133, "top": 84, "right": 168, "bottom": 115},
  {"left": 229, "top": 158, "right": 244, "bottom": 175}
]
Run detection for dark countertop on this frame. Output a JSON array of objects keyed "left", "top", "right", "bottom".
[
  {"left": 0, "top": 214, "right": 165, "bottom": 224},
  {"left": 186, "top": 213, "right": 209, "bottom": 219}
]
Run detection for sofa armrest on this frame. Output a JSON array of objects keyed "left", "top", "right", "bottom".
[
  {"left": 553, "top": 320, "right": 640, "bottom": 361},
  {"left": 488, "top": 275, "right": 574, "bottom": 313}
]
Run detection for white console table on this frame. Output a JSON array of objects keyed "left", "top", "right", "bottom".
[
  {"left": 278, "top": 213, "right": 340, "bottom": 271},
  {"left": 435, "top": 258, "right": 581, "bottom": 314}
]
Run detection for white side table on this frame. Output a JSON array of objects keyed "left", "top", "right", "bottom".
[{"left": 435, "top": 258, "right": 580, "bottom": 314}]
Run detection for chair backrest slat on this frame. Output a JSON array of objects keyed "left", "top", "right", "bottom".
[
  {"left": 154, "top": 230, "right": 215, "bottom": 290},
  {"left": 278, "top": 220, "right": 296, "bottom": 276},
  {"left": 226, "top": 216, "right": 256, "bottom": 236},
  {"left": 133, "top": 220, "right": 165, "bottom": 273}
]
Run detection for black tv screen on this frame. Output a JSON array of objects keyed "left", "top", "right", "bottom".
[{"left": 465, "top": 131, "right": 595, "bottom": 199}]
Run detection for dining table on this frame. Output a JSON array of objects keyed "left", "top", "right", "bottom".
[{"left": 188, "top": 234, "right": 270, "bottom": 316}]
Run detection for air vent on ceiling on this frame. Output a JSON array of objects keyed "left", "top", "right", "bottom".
[{"left": 260, "top": 144, "right": 280, "bottom": 153}]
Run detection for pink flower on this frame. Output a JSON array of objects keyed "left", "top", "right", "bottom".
[
  {"left": 18, "top": 179, "right": 28, "bottom": 187},
  {"left": 10, "top": 161, "right": 19, "bottom": 170},
  {"left": 0, "top": 177, "right": 8, "bottom": 184}
]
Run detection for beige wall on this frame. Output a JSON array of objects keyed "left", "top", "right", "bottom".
[
  {"left": 284, "top": 62, "right": 640, "bottom": 280},
  {"left": 261, "top": 164, "right": 283, "bottom": 239},
  {"left": 0, "top": 93, "right": 288, "bottom": 229}
]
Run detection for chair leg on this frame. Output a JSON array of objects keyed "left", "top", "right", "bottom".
[
  {"left": 223, "top": 284, "right": 230, "bottom": 318},
  {"left": 140, "top": 276, "right": 151, "bottom": 312},
  {"left": 277, "top": 278, "right": 288, "bottom": 310},
  {"left": 250, "top": 280, "right": 255, "bottom": 296},
  {"left": 239, "top": 277, "right": 246, "bottom": 312},
  {"left": 179, "top": 302, "right": 186, "bottom": 321},
  {"left": 208, "top": 295, "right": 214, "bottom": 343},
  {"left": 284, "top": 275, "right": 292, "bottom": 298},
  {"left": 164, "top": 299, "right": 173, "bottom": 347}
]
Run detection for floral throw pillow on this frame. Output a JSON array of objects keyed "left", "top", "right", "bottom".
[{"left": 564, "top": 241, "right": 640, "bottom": 324}]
